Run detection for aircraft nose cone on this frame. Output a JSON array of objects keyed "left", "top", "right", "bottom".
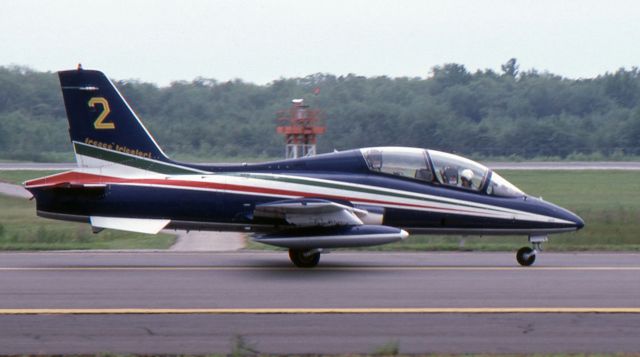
[
  {"left": 560, "top": 207, "right": 585, "bottom": 231},
  {"left": 572, "top": 213, "right": 585, "bottom": 230},
  {"left": 535, "top": 197, "right": 584, "bottom": 231}
]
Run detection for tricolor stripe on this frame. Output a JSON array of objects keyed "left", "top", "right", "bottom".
[
  {"left": 25, "top": 168, "right": 573, "bottom": 225},
  {"left": 23, "top": 143, "right": 575, "bottom": 226}
]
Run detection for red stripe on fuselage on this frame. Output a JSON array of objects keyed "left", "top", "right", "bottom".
[
  {"left": 24, "top": 171, "right": 108, "bottom": 187},
  {"left": 25, "top": 171, "right": 485, "bottom": 215}
]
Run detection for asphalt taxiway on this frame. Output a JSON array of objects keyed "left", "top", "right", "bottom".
[{"left": 1, "top": 251, "right": 639, "bottom": 354}]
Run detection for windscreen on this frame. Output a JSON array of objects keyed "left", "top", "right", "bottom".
[{"left": 486, "top": 171, "right": 525, "bottom": 197}]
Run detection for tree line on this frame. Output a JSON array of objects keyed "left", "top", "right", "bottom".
[{"left": 1, "top": 59, "right": 639, "bottom": 162}]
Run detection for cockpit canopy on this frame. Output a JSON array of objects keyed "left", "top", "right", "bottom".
[{"left": 361, "top": 147, "right": 524, "bottom": 197}]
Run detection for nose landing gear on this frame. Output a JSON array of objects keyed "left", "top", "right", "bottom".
[{"left": 516, "top": 235, "right": 548, "bottom": 266}]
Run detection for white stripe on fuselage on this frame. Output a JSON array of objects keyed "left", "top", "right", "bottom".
[{"left": 63, "top": 155, "right": 574, "bottom": 226}]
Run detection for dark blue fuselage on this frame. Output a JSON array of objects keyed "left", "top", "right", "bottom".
[{"left": 29, "top": 149, "right": 584, "bottom": 235}]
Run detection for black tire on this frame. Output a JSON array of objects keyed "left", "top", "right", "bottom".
[
  {"left": 289, "top": 249, "right": 321, "bottom": 268},
  {"left": 516, "top": 247, "right": 536, "bottom": 266}
]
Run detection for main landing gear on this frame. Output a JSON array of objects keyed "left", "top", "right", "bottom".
[
  {"left": 289, "top": 248, "right": 322, "bottom": 268},
  {"left": 516, "top": 235, "right": 548, "bottom": 266}
]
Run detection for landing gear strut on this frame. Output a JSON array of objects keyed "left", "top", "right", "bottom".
[
  {"left": 516, "top": 235, "right": 548, "bottom": 267},
  {"left": 289, "top": 248, "right": 321, "bottom": 268}
]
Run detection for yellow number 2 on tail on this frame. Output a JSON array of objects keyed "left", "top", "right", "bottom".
[{"left": 88, "top": 97, "right": 114, "bottom": 129}]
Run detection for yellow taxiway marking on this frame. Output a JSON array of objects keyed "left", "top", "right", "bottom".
[
  {"left": 1, "top": 266, "right": 640, "bottom": 272},
  {"left": 1, "top": 308, "right": 640, "bottom": 315}
]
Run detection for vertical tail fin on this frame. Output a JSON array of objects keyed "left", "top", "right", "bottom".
[{"left": 59, "top": 68, "right": 170, "bottom": 169}]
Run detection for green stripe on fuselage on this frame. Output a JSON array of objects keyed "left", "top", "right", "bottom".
[
  {"left": 75, "top": 143, "right": 516, "bottom": 216},
  {"left": 238, "top": 173, "right": 514, "bottom": 214},
  {"left": 74, "top": 143, "right": 202, "bottom": 175}
]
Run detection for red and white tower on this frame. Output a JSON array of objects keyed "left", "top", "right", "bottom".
[{"left": 276, "top": 99, "right": 326, "bottom": 159}]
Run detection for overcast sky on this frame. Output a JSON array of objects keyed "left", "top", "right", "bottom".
[{"left": 1, "top": 0, "right": 639, "bottom": 85}]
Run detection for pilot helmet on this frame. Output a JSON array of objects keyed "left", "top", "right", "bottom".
[{"left": 461, "top": 169, "right": 474, "bottom": 181}]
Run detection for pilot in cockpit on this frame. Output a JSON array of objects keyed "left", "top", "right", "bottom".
[
  {"left": 442, "top": 166, "right": 459, "bottom": 185},
  {"left": 368, "top": 151, "right": 383, "bottom": 171},
  {"left": 460, "top": 169, "right": 474, "bottom": 188}
]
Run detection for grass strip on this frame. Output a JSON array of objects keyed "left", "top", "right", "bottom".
[{"left": 2, "top": 170, "right": 639, "bottom": 251}]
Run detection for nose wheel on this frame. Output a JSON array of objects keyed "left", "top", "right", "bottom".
[
  {"left": 516, "top": 247, "right": 536, "bottom": 266},
  {"left": 516, "top": 235, "right": 548, "bottom": 267},
  {"left": 289, "top": 248, "right": 321, "bottom": 268}
]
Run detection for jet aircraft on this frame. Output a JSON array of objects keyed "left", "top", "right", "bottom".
[{"left": 24, "top": 68, "right": 584, "bottom": 267}]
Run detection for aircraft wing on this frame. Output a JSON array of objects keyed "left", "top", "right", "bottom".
[
  {"left": 38, "top": 182, "right": 108, "bottom": 190},
  {"left": 253, "top": 198, "right": 368, "bottom": 226},
  {"left": 253, "top": 198, "right": 408, "bottom": 249}
]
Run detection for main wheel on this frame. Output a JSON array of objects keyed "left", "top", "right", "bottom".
[
  {"left": 516, "top": 247, "right": 536, "bottom": 266},
  {"left": 289, "top": 249, "right": 321, "bottom": 268}
]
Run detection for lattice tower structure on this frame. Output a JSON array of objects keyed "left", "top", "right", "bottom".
[{"left": 276, "top": 99, "right": 326, "bottom": 159}]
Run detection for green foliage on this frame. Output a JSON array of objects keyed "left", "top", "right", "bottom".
[
  {"left": 0, "top": 170, "right": 61, "bottom": 184},
  {"left": 230, "top": 334, "right": 259, "bottom": 357},
  {"left": 1, "top": 62, "right": 640, "bottom": 161},
  {"left": 501, "top": 58, "right": 520, "bottom": 78},
  {"left": 372, "top": 340, "right": 400, "bottom": 356}
]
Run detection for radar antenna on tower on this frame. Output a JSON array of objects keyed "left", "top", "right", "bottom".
[{"left": 276, "top": 99, "right": 325, "bottom": 159}]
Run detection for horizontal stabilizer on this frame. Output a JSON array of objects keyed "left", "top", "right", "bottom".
[
  {"left": 90, "top": 216, "right": 170, "bottom": 234},
  {"left": 50, "top": 182, "right": 107, "bottom": 189},
  {"left": 253, "top": 225, "right": 409, "bottom": 249}
]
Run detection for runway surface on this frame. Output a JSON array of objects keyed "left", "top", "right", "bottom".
[{"left": 1, "top": 251, "right": 640, "bottom": 354}]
